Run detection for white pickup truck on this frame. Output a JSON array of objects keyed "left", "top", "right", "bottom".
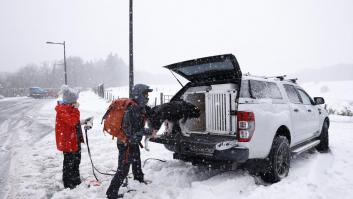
[{"left": 151, "top": 54, "right": 329, "bottom": 183}]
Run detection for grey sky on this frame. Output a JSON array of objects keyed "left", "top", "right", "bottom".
[{"left": 0, "top": 0, "right": 352, "bottom": 76}]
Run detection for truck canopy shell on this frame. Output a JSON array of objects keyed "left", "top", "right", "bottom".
[{"left": 164, "top": 54, "right": 242, "bottom": 84}]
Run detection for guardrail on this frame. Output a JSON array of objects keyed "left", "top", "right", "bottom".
[
  {"left": 0, "top": 88, "right": 28, "bottom": 97},
  {"left": 93, "top": 84, "right": 173, "bottom": 105},
  {"left": 0, "top": 87, "right": 60, "bottom": 98}
]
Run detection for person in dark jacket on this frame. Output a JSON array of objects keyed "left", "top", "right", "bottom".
[
  {"left": 106, "top": 84, "right": 155, "bottom": 199},
  {"left": 55, "top": 85, "right": 86, "bottom": 189}
]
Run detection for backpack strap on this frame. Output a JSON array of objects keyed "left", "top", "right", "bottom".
[{"left": 120, "top": 100, "right": 137, "bottom": 131}]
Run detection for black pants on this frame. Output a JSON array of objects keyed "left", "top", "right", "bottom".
[
  {"left": 106, "top": 143, "right": 144, "bottom": 199},
  {"left": 63, "top": 150, "right": 81, "bottom": 189}
]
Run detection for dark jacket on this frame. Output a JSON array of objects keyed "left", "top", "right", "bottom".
[{"left": 121, "top": 103, "right": 152, "bottom": 144}]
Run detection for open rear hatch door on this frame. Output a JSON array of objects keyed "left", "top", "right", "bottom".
[
  {"left": 151, "top": 54, "right": 242, "bottom": 152},
  {"left": 164, "top": 54, "right": 242, "bottom": 83}
]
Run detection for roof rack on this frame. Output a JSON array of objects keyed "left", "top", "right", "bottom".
[
  {"left": 244, "top": 73, "right": 287, "bottom": 80},
  {"left": 275, "top": 77, "right": 298, "bottom": 84},
  {"left": 288, "top": 78, "right": 298, "bottom": 83},
  {"left": 243, "top": 73, "right": 298, "bottom": 84},
  {"left": 274, "top": 75, "right": 286, "bottom": 81}
]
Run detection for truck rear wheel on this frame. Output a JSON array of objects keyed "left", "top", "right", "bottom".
[{"left": 261, "top": 136, "right": 290, "bottom": 183}]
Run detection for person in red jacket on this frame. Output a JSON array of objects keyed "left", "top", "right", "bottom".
[{"left": 55, "top": 85, "right": 83, "bottom": 189}]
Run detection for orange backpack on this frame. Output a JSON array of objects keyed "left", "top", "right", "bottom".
[{"left": 102, "top": 98, "right": 136, "bottom": 143}]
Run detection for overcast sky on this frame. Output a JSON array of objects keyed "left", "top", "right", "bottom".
[{"left": 0, "top": 0, "right": 352, "bottom": 76}]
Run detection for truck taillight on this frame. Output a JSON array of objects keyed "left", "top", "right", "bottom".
[{"left": 237, "top": 111, "right": 255, "bottom": 142}]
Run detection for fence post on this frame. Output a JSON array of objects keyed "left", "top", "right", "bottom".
[{"left": 160, "top": 92, "right": 163, "bottom": 105}]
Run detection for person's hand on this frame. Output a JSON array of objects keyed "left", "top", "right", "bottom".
[
  {"left": 85, "top": 117, "right": 94, "bottom": 123},
  {"left": 83, "top": 117, "right": 94, "bottom": 130},
  {"left": 73, "top": 102, "right": 80, "bottom": 108},
  {"left": 151, "top": 130, "right": 158, "bottom": 138},
  {"left": 84, "top": 123, "right": 92, "bottom": 130},
  {"left": 80, "top": 117, "right": 93, "bottom": 125}
]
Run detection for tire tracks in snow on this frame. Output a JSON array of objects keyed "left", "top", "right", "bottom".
[{"left": 0, "top": 98, "right": 55, "bottom": 199}]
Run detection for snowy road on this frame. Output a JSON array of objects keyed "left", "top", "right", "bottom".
[
  {"left": 0, "top": 97, "right": 55, "bottom": 199},
  {"left": 1, "top": 92, "right": 353, "bottom": 199}
]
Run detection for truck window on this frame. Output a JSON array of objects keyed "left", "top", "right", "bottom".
[
  {"left": 240, "top": 80, "right": 250, "bottom": 98},
  {"left": 297, "top": 89, "right": 313, "bottom": 105},
  {"left": 247, "top": 80, "right": 283, "bottom": 99},
  {"left": 266, "top": 82, "right": 283, "bottom": 99},
  {"left": 250, "top": 80, "right": 267, "bottom": 98},
  {"left": 283, "top": 84, "right": 301, "bottom": 104}
]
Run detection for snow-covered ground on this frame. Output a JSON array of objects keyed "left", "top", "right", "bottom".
[{"left": 2, "top": 89, "right": 353, "bottom": 199}]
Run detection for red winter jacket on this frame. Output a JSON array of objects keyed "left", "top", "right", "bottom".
[{"left": 55, "top": 103, "right": 81, "bottom": 152}]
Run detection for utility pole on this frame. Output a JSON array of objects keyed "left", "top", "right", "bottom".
[{"left": 129, "top": 0, "right": 134, "bottom": 98}]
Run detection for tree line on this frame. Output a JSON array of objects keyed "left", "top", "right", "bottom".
[{"left": 0, "top": 53, "right": 128, "bottom": 93}]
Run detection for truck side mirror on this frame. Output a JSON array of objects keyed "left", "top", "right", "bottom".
[{"left": 314, "top": 97, "right": 325, "bottom": 105}]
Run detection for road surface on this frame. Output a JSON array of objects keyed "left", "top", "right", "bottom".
[{"left": 0, "top": 97, "right": 54, "bottom": 199}]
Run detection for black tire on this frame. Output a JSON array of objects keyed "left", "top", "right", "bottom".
[
  {"left": 316, "top": 121, "right": 329, "bottom": 152},
  {"left": 261, "top": 136, "right": 290, "bottom": 183}
]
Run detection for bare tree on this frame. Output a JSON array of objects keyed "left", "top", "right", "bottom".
[{"left": 1, "top": 53, "right": 128, "bottom": 95}]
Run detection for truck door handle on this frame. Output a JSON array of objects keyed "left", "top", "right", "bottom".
[
  {"left": 294, "top": 109, "right": 299, "bottom": 112},
  {"left": 307, "top": 109, "right": 312, "bottom": 112}
]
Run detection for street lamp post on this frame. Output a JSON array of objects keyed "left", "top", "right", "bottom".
[
  {"left": 129, "top": 0, "right": 134, "bottom": 98},
  {"left": 46, "top": 41, "right": 68, "bottom": 85}
]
